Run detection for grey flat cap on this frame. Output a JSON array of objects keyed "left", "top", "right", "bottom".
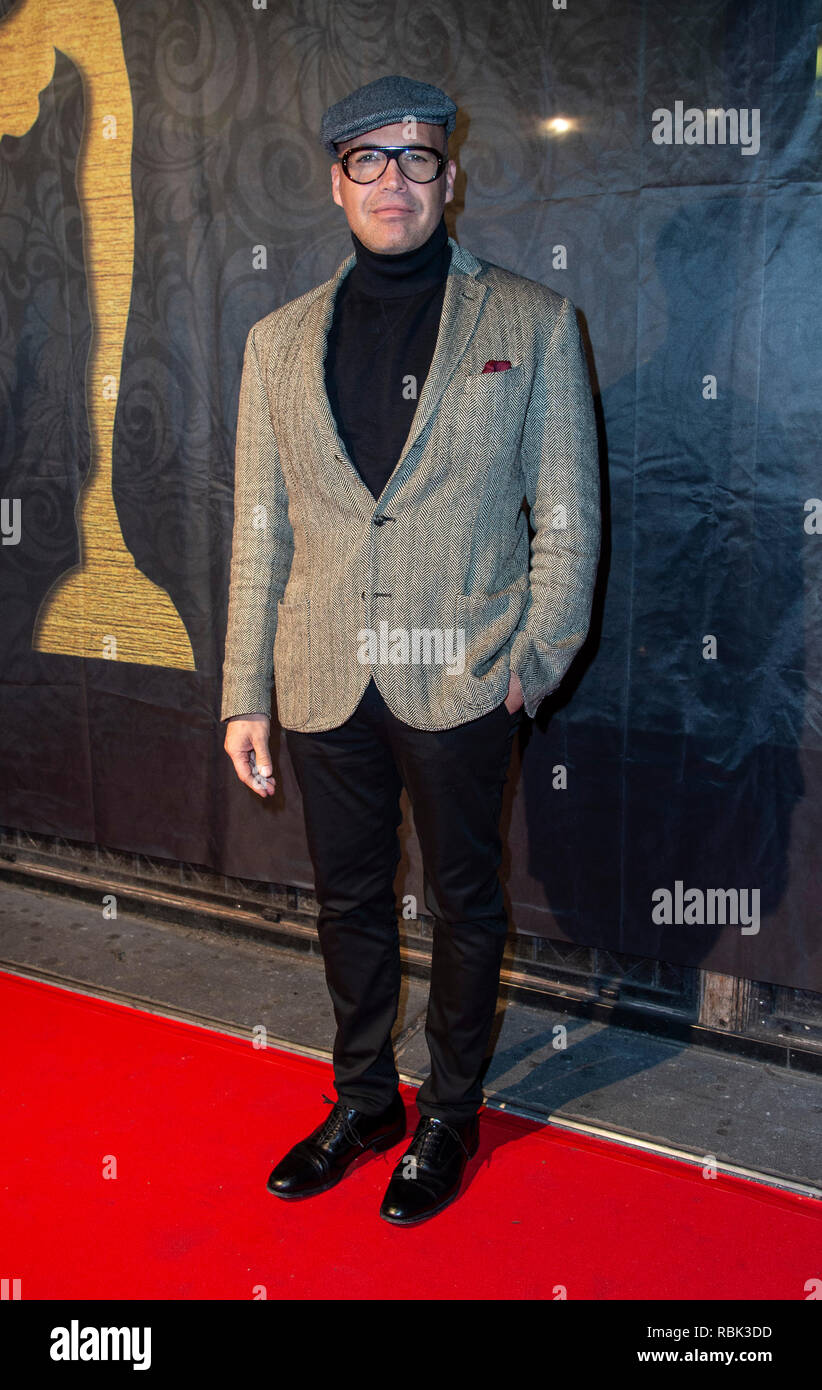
[{"left": 320, "top": 74, "right": 457, "bottom": 157}]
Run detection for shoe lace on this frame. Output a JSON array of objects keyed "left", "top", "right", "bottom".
[
  {"left": 314, "top": 1093, "right": 366, "bottom": 1149},
  {"left": 410, "top": 1117, "right": 471, "bottom": 1163}
]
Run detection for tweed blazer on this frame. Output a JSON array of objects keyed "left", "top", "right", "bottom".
[{"left": 220, "top": 236, "right": 601, "bottom": 732}]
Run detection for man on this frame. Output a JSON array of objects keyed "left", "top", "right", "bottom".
[{"left": 221, "top": 75, "right": 600, "bottom": 1225}]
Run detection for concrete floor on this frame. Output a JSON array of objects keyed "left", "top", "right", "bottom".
[{"left": 1, "top": 877, "right": 820, "bottom": 1195}]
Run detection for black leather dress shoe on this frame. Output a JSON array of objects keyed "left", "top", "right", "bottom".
[
  {"left": 266, "top": 1091, "right": 406, "bottom": 1199},
  {"left": 379, "top": 1113, "right": 480, "bottom": 1225}
]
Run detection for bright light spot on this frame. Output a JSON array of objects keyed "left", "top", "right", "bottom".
[{"left": 542, "top": 117, "right": 574, "bottom": 136}]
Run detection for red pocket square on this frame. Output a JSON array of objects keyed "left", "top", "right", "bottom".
[{"left": 481, "top": 359, "right": 512, "bottom": 373}]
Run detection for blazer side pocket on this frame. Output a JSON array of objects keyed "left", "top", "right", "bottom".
[
  {"left": 456, "top": 579, "right": 529, "bottom": 710},
  {"left": 273, "top": 597, "right": 311, "bottom": 728}
]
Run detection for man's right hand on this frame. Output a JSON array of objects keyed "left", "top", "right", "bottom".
[{"left": 224, "top": 714, "right": 275, "bottom": 797}]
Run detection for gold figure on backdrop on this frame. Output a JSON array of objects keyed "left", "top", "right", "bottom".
[{"left": 0, "top": 0, "right": 194, "bottom": 667}]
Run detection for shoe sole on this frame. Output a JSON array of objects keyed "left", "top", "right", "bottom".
[{"left": 267, "top": 1120, "right": 407, "bottom": 1200}]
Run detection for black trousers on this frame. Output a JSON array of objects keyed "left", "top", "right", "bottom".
[{"left": 284, "top": 675, "right": 522, "bottom": 1124}]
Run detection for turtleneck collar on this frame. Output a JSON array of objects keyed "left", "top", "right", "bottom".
[{"left": 347, "top": 214, "right": 451, "bottom": 299}]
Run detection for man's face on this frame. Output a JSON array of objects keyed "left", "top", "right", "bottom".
[{"left": 330, "top": 120, "right": 456, "bottom": 254}]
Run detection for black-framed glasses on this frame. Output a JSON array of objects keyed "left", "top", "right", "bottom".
[{"left": 339, "top": 145, "right": 446, "bottom": 184}]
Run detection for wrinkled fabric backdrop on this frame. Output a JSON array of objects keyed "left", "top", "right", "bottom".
[{"left": 0, "top": 0, "right": 820, "bottom": 990}]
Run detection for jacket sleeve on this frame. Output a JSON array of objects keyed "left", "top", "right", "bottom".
[
  {"left": 508, "top": 295, "right": 601, "bottom": 718},
  {"left": 220, "top": 325, "right": 295, "bottom": 722}
]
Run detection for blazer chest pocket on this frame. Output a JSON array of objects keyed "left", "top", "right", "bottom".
[
  {"left": 459, "top": 363, "right": 526, "bottom": 389},
  {"left": 451, "top": 364, "right": 527, "bottom": 440},
  {"left": 273, "top": 597, "right": 310, "bottom": 727}
]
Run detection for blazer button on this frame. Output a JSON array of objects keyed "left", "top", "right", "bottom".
[{"left": 373, "top": 516, "right": 385, "bottom": 526}]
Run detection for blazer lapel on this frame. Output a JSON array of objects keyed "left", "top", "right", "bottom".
[
  {"left": 397, "top": 239, "right": 487, "bottom": 471},
  {"left": 300, "top": 236, "right": 487, "bottom": 509}
]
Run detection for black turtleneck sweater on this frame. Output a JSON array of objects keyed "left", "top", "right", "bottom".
[{"left": 324, "top": 214, "right": 452, "bottom": 501}]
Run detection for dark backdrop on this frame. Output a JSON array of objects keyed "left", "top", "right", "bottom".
[{"left": 1, "top": 0, "right": 820, "bottom": 990}]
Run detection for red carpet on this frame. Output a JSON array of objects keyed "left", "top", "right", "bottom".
[{"left": 1, "top": 969, "right": 819, "bottom": 1300}]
